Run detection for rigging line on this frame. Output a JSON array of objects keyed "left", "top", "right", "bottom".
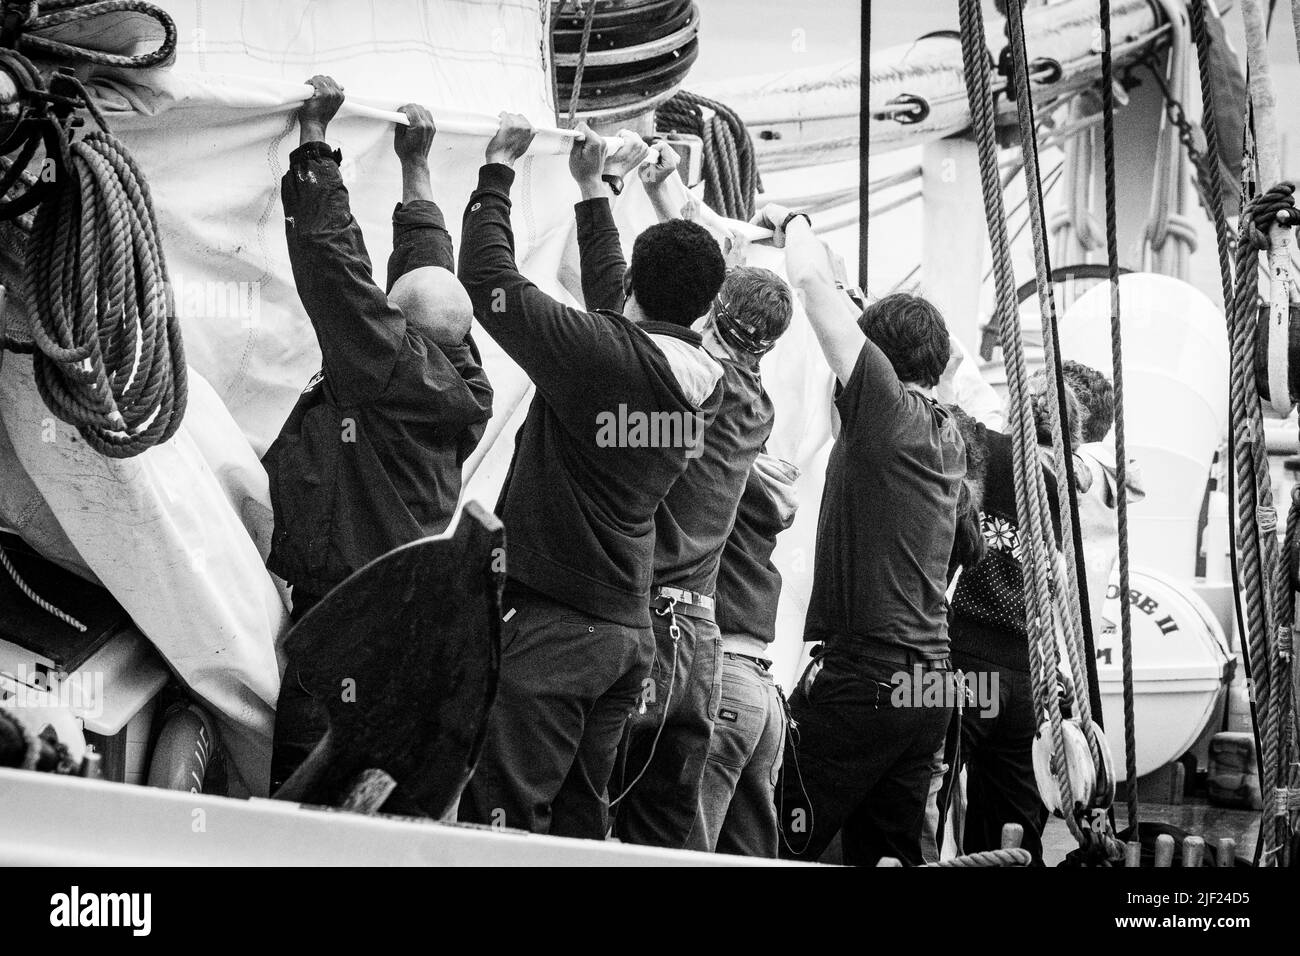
[
  {"left": 1099, "top": 0, "right": 1140, "bottom": 841},
  {"left": 1006, "top": 0, "right": 1104, "bottom": 743},
  {"left": 861, "top": 0, "right": 871, "bottom": 292}
]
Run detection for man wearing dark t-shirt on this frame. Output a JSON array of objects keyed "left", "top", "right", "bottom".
[
  {"left": 753, "top": 204, "right": 966, "bottom": 866},
  {"left": 455, "top": 116, "right": 727, "bottom": 839}
]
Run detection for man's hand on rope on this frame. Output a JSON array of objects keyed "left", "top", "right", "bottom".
[
  {"left": 638, "top": 140, "right": 681, "bottom": 188},
  {"left": 485, "top": 111, "right": 536, "bottom": 169},
  {"left": 299, "top": 75, "right": 344, "bottom": 145},
  {"left": 603, "top": 129, "right": 650, "bottom": 182},
  {"left": 394, "top": 103, "right": 435, "bottom": 165}
]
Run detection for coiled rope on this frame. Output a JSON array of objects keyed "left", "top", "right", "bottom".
[
  {"left": 655, "top": 90, "right": 762, "bottom": 220},
  {"left": 10, "top": 0, "right": 176, "bottom": 68},
  {"left": 23, "top": 129, "right": 186, "bottom": 457},
  {"left": 0, "top": 1, "right": 181, "bottom": 629}
]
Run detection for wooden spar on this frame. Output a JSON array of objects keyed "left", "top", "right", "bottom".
[
  {"left": 696, "top": 0, "right": 1168, "bottom": 165},
  {"left": 1241, "top": 0, "right": 1297, "bottom": 416}
]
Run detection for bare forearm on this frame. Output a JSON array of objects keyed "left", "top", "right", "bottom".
[
  {"left": 299, "top": 120, "right": 328, "bottom": 147},
  {"left": 401, "top": 159, "right": 433, "bottom": 204}
]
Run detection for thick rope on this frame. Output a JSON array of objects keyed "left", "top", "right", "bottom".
[
  {"left": 1003, "top": 0, "right": 1095, "bottom": 719},
  {"left": 23, "top": 130, "right": 187, "bottom": 457},
  {"left": 1099, "top": 0, "right": 1140, "bottom": 840},
  {"left": 926, "top": 847, "right": 1033, "bottom": 867},
  {"left": 1190, "top": 0, "right": 1274, "bottom": 870},
  {"left": 1003, "top": 0, "right": 1096, "bottom": 745},
  {"left": 1233, "top": 184, "right": 1292, "bottom": 863},
  {"left": 564, "top": 0, "right": 597, "bottom": 127},
  {"left": 656, "top": 90, "right": 762, "bottom": 220},
  {"left": 958, "top": 0, "right": 1082, "bottom": 844},
  {"left": 18, "top": 0, "right": 176, "bottom": 68}
]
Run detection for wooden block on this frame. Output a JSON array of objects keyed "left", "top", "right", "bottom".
[
  {"left": 340, "top": 768, "right": 398, "bottom": 814},
  {"left": 1124, "top": 840, "right": 1143, "bottom": 868},
  {"left": 1181, "top": 835, "right": 1205, "bottom": 868},
  {"left": 1216, "top": 837, "right": 1236, "bottom": 867},
  {"left": 1001, "top": 822, "right": 1024, "bottom": 850},
  {"left": 1154, "top": 833, "right": 1176, "bottom": 868}
]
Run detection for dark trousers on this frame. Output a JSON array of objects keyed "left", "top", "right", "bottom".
[
  {"left": 613, "top": 608, "right": 722, "bottom": 849},
  {"left": 779, "top": 648, "right": 952, "bottom": 866},
  {"left": 269, "top": 589, "right": 326, "bottom": 794},
  {"left": 691, "top": 653, "right": 786, "bottom": 857},
  {"left": 941, "top": 649, "right": 1049, "bottom": 865},
  {"left": 459, "top": 583, "right": 654, "bottom": 839}
]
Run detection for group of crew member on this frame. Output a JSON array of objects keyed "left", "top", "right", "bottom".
[{"left": 260, "top": 76, "right": 1131, "bottom": 864}]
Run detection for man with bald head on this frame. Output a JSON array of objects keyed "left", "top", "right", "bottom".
[{"left": 264, "top": 76, "right": 493, "bottom": 789}]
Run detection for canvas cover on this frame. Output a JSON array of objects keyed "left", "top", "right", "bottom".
[{"left": 0, "top": 0, "right": 873, "bottom": 793}]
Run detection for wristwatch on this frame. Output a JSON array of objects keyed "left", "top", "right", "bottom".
[
  {"left": 602, "top": 173, "right": 625, "bottom": 196},
  {"left": 780, "top": 210, "right": 812, "bottom": 232}
]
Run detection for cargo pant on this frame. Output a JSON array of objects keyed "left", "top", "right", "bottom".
[
  {"left": 612, "top": 599, "right": 722, "bottom": 849},
  {"left": 459, "top": 582, "right": 654, "bottom": 839},
  {"left": 690, "top": 652, "right": 787, "bottom": 857}
]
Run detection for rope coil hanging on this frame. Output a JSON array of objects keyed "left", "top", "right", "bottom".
[
  {"left": 655, "top": 89, "right": 762, "bottom": 220},
  {"left": 0, "top": 0, "right": 181, "bottom": 631},
  {"left": 23, "top": 128, "right": 187, "bottom": 457}
]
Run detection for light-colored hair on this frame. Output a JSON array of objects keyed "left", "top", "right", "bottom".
[
  {"left": 388, "top": 266, "right": 473, "bottom": 347},
  {"left": 1028, "top": 369, "right": 1085, "bottom": 452}
]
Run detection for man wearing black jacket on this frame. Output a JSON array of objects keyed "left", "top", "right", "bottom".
[
  {"left": 595, "top": 142, "right": 795, "bottom": 848},
  {"left": 456, "top": 114, "right": 727, "bottom": 839},
  {"left": 265, "top": 77, "right": 493, "bottom": 790}
]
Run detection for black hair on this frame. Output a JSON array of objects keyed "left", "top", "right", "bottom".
[
  {"left": 857, "top": 293, "right": 950, "bottom": 388},
  {"left": 627, "top": 219, "right": 727, "bottom": 327},
  {"left": 1062, "top": 360, "right": 1114, "bottom": 444}
]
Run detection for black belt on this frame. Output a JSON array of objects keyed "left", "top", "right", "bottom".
[{"left": 821, "top": 639, "right": 952, "bottom": 672}]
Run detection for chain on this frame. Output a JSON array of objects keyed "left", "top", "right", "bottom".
[{"left": 1130, "top": 51, "right": 1232, "bottom": 244}]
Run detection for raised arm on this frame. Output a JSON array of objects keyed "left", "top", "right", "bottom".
[
  {"left": 386, "top": 103, "right": 456, "bottom": 287},
  {"left": 754, "top": 203, "right": 869, "bottom": 387},
  {"left": 282, "top": 75, "right": 404, "bottom": 404},
  {"left": 457, "top": 113, "right": 626, "bottom": 394},
  {"left": 569, "top": 123, "right": 638, "bottom": 312}
]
